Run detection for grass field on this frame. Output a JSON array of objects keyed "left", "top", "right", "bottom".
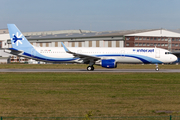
[
  {"left": 0, "top": 72, "right": 180, "bottom": 118},
  {"left": 0, "top": 63, "right": 180, "bottom": 69}
]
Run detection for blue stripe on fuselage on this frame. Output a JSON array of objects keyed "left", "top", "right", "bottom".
[
  {"left": 96, "top": 54, "right": 162, "bottom": 64},
  {"left": 23, "top": 52, "right": 77, "bottom": 62},
  {"left": 22, "top": 51, "right": 162, "bottom": 63}
]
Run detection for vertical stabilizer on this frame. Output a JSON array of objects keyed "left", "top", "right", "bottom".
[{"left": 7, "top": 24, "right": 33, "bottom": 51}]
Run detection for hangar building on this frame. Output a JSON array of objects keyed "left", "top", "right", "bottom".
[{"left": 125, "top": 29, "right": 180, "bottom": 51}]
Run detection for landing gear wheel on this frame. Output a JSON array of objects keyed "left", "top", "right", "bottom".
[
  {"left": 155, "top": 67, "right": 159, "bottom": 71},
  {"left": 87, "top": 66, "right": 94, "bottom": 71},
  {"left": 91, "top": 66, "right": 94, "bottom": 70},
  {"left": 155, "top": 64, "right": 159, "bottom": 71},
  {"left": 87, "top": 66, "right": 91, "bottom": 71}
]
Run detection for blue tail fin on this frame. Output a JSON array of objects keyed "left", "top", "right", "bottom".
[{"left": 7, "top": 24, "right": 33, "bottom": 51}]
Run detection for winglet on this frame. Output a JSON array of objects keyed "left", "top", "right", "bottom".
[{"left": 61, "top": 42, "right": 70, "bottom": 52}]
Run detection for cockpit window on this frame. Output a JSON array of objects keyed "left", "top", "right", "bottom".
[{"left": 165, "top": 52, "right": 172, "bottom": 54}]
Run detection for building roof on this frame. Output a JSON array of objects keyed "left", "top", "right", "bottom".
[
  {"left": 23, "top": 30, "right": 96, "bottom": 36},
  {"left": 2, "top": 28, "right": 180, "bottom": 42},
  {"left": 125, "top": 29, "right": 180, "bottom": 37},
  {"left": 25, "top": 29, "right": 159, "bottom": 40},
  {"left": 0, "top": 29, "right": 9, "bottom": 34}
]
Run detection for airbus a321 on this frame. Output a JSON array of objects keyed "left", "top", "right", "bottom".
[{"left": 5, "top": 24, "right": 177, "bottom": 71}]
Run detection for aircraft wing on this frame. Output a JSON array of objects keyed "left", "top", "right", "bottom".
[{"left": 61, "top": 42, "right": 100, "bottom": 63}]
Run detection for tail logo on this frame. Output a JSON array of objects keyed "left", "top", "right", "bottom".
[{"left": 11, "top": 32, "right": 24, "bottom": 46}]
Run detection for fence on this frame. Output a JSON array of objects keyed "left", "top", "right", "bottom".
[{"left": 1, "top": 115, "right": 180, "bottom": 120}]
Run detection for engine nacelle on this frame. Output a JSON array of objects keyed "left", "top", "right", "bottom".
[{"left": 101, "top": 59, "right": 117, "bottom": 68}]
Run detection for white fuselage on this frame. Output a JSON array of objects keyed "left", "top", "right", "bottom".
[{"left": 32, "top": 47, "right": 177, "bottom": 64}]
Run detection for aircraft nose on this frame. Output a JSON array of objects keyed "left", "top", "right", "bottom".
[{"left": 171, "top": 55, "right": 178, "bottom": 62}]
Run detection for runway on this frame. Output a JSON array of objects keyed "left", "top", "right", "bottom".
[{"left": 0, "top": 69, "right": 180, "bottom": 72}]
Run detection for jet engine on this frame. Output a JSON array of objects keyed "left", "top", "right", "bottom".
[{"left": 101, "top": 59, "right": 117, "bottom": 68}]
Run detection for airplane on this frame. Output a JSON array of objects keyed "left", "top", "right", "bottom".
[{"left": 5, "top": 24, "right": 178, "bottom": 71}]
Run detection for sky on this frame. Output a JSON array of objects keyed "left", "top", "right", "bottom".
[{"left": 1, "top": 0, "right": 180, "bottom": 32}]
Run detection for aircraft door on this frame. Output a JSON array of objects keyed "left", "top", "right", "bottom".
[
  {"left": 77, "top": 49, "right": 82, "bottom": 53},
  {"left": 155, "top": 49, "right": 160, "bottom": 58}
]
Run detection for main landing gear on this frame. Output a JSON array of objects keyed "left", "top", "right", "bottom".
[
  {"left": 87, "top": 61, "right": 95, "bottom": 71},
  {"left": 155, "top": 64, "right": 159, "bottom": 71},
  {"left": 87, "top": 66, "right": 94, "bottom": 71}
]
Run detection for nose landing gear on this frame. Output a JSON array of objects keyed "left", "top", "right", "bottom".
[{"left": 155, "top": 64, "right": 159, "bottom": 71}]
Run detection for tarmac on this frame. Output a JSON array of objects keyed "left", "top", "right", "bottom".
[{"left": 0, "top": 69, "right": 180, "bottom": 72}]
